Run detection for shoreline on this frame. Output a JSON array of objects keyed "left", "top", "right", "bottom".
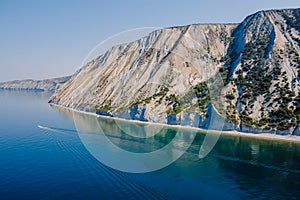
[{"left": 50, "top": 103, "right": 300, "bottom": 143}]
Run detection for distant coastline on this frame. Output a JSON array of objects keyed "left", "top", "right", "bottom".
[
  {"left": 0, "top": 88, "right": 45, "bottom": 92},
  {"left": 0, "top": 76, "right": 71, "bottom": 93}
]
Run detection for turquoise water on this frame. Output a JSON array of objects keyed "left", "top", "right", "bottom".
[{"left": 0, "top": 90, "right": 300, "bottom": 199}]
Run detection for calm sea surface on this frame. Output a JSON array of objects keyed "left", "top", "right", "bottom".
[{"left": 0, "top": 90, "right": 300, "bottom": 199}]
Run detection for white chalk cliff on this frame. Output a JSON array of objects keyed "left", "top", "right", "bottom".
[{"left": 49, "top": 8, "right": 300, "bottom": 135}]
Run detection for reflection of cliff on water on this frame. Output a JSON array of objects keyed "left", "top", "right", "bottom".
[
  {"left": 51, "top": 104, "right": 202, "bottom": 172},
  {"left": 51, "top": 104, "right": 300, "bottom": 174},
  {"left": 51, "top": 105, "right": 193, "bottom": 152}
]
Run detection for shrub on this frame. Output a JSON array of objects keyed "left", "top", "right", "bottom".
[{"left": 226, "top": 93, "right": 235, "bottom": 100}]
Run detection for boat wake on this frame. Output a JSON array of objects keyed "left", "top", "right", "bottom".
[
  {"left": 37, "top": 124, "right": 171, "bottom": 199},
  {"left": 37, "top": 124, "right": 300, "bottom": 175}
]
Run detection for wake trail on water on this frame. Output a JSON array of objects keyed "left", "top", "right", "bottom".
[
  {"left": 37, "top": 125, "right": 67, "bottom": 134},
  {"left": 38, "top": 124, "right": 171, "bottom": 199},
  {"left": 37, "top": 125, "right": 77, "bottom": 135},
  {"left": 37, "top": 124, "right": 165, "bottom": 148},
  {"left": 37, "top": 125, "right": 300, "bottom": 175}
]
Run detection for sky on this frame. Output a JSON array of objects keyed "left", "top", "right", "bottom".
[{"left": 1, "top": 0, "right": 300, "bottom": 81}]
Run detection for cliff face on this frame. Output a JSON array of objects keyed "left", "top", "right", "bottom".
[
  {"left": 0, "top": 76, "right": 71, "bottom": 92},
  {"left": 50, "top": 8, "right": 300, "bottom": 135},
  {"left": 223, "top": 9, "right": 300, "bottom": 133},
  {"left": 50, "top": 24, "right": 236, "bottom": 123}
]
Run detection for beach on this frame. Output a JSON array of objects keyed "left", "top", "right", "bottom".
[{"left": 50, "top": 103, "right": 300, "bottom": 143}]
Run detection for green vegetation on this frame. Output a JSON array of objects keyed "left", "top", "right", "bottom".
[
  {"left": 130, "top": 86, "right": 169, "bottom": 108},
  {"left": 128, "top": 82, "right": 211, "bottom": 117},
  {"left": 165, "top": 82, "right": 210, "bottom": 116},
  {"left": 240, "top": 111, "right": 254, "bottom": 127},
  {"left": 221, "top": 27, "right": 299, "bottom": 130},
  {"left": 218, "top": 66, "right": 230, "bottom": 84},
  {"left": 271, "top": 106, "right": 294, "bottom": 119},
  {"left": 294, "top": 95, "right": 300, "bottom": 124},
  {"left": 95, "top": 103, "right": 111, "bottom": 113},
  {"left": 264, "top": 85, "right": 298, "bottom": 130},
  {"left": 283, "top": 9, "right": 300, "bottom": 46},
  {"left": 227, "top": 114, "right": 238, "bottom": 124},
  {"left": 165, "top": 94, "right": 182, "bottom": 115},
  {"left": 225, "top": 93, "right": 235, "bottom": 100},
  {"left": 235, "top": 31, "right": 273, "bottom": 104}
]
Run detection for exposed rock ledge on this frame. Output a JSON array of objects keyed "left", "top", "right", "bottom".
[{"left": 125, "top": 103, "right": 300, "bottom": 136}]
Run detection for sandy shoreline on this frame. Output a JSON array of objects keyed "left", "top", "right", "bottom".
[{"left": 50, "top": 103, "right": 300, "bottom": 143}]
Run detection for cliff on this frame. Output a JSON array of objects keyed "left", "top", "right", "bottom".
[
  {"left": 49, "top": 23, "right": 236, "bottom": 123},
  {"left": 49, "top": 8, "right": 300, "bottom": 135}
]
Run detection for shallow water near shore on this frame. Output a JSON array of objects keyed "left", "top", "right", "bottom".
[{"left": 0, "top": 90, "right": 300, "bottom": 199}]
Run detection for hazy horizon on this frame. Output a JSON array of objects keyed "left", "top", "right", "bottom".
[{"left": 1, "top": 0, "right": 300, "bottom": 82}]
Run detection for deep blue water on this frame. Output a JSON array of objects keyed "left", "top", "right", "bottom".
[{"left": 0, "top": 90, "right": 300, "bottom": 199}]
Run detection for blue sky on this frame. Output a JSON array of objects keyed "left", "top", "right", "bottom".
[{"left": 1, "top": 0, "right": 300, "bottom": 81}]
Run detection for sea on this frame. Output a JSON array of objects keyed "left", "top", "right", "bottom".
[{"left": 0, "top": 90, "right": 300, "bottom": 199}]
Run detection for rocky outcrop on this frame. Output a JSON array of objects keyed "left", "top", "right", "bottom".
[
  {"left": 50, "top": 8, "right": 300, "bottom": 135},
  {"left": 0, "top": 76, "right": 71, "bottom": 92}
]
